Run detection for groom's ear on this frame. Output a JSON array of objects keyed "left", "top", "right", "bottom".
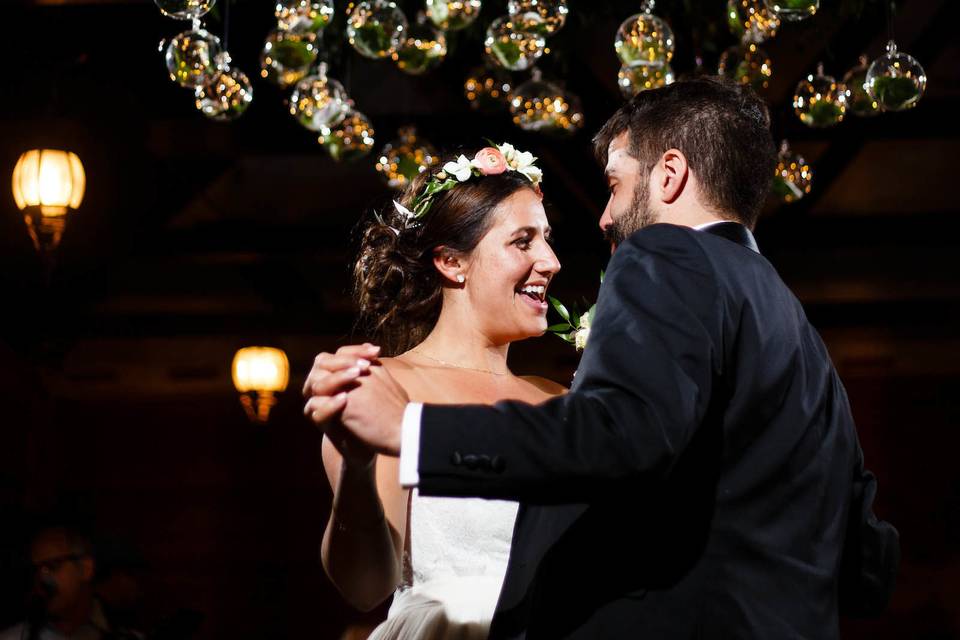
[
  {"left": 657, "top": 148, "right": 689, "bottom": 204},
  {"left": 432, "top": 247, "right": 464, "bottom": 284}
]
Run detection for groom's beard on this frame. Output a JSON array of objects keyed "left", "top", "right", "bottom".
[{"left": 603, "top": 175, "right": 658, "bottom": 249}]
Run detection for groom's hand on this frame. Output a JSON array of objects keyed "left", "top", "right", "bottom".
[{"left": 340, "top": 363, "right": 408, "bottom": 457}]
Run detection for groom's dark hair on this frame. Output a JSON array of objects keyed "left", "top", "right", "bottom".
[{"left": 593, "top": 75, "right": 776, "bottom": 228}]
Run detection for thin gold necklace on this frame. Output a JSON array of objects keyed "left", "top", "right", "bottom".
[{"left": 410, "top": 348, "right": 511, "bottom": 376}]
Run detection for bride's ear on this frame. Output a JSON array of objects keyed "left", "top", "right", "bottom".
[{"left": 433, "top": 247, "right": 466, "bottom": 285}]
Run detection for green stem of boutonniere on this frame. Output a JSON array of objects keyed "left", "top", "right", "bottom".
[{"left": 546, "top": 271, "right": 604, "bottom": 351}]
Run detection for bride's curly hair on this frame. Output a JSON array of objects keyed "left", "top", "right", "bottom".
[{"left": 354, "top": 152, "right": 540, "bottom": 356}]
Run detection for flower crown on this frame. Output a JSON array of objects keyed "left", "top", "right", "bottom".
[{"left": 389, "top": 142, "right": 543, "bottom": 232}]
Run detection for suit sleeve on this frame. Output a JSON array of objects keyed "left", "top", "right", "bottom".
[
  {"left": 417, "top": 225, "right": 724, "bottom": 503},
  {"left": 838, "top": 443, "right": 900, "bottom": 616}
]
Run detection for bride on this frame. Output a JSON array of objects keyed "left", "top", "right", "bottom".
[{"left": 304, "top": 143, "right": 565, "bottom": 639}]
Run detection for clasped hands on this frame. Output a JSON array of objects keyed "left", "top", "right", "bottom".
[{"left": 302, "top": 344, "right": 408, "bottom": 462}]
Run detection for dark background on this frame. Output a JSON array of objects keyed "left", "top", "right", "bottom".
[{"left": 1, "top": 0, "right": 958, "bottom": 637}]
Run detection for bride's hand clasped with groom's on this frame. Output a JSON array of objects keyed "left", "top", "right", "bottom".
[{"left": 303, "top": 343, "right": 407, "bottom": 461}]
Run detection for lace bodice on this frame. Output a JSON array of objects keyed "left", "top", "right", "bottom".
[{"left": 408, "top": 489, "right": 518, "bottom": 587}]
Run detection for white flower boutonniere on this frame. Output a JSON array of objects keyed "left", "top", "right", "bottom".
[{"left": 547, "top": 271, "right": 604, "bottom": 352}]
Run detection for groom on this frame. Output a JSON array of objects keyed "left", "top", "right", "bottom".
[{"left": 305, "top": 77, "right": 899, "bottom": 638}]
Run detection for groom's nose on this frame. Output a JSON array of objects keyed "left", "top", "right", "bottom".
[{"left": 599, "top": 203, "right": 613, "bottom": 233}]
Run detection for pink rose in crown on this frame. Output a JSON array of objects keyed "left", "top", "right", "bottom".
[{"left": 472, "top": 147, "right": 507, "bottom": 175}]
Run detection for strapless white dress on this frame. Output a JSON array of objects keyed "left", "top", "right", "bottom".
[{"left": 367, "top": 490, "right": 518, "bottom": 640}]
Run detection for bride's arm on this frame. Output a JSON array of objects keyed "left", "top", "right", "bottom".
[{"left": 320, "top": 441, "right": 408, "bottom": 611}]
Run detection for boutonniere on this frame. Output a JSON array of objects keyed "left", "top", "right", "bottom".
[{"left": 547, "top": 272, "right": 603, "bottom": 351}]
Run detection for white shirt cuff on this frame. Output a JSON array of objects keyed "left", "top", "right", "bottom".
[{"left": 399, "top": 402, "right": 423, "bottom": 487}]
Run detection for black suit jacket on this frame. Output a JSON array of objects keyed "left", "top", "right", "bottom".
[{"left": 416, "top": 223, "right": 898, "bottom": 639}]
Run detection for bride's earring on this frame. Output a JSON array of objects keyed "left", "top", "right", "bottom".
[{"left": 456, "top": 274, "right": 465, "bottom": 284}]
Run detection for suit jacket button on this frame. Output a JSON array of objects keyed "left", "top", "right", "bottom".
[
  {"left": 463, "top": 454, "right": 479, "bottom": 470},
  {"left": 491, "top": 456, "right": 506, "bottom": 473},
  {"left": 450, "top": 451, "right": 462, "bottom": 466}
]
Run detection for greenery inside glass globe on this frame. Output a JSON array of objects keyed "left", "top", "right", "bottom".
[
  {"left": 259, "top": 30, "right": 317, "bottom": 86},
  {"left": 195, "top": 65, "right": 253, "bottom": 122},
  {"left": 347, "top": 1, "right": 407, "bottom": 59},
  {"left": 615, "top": 12, "right": 674, "bottom": 68},
  {"left": 276, "top": 0, "right": 335, "bottom": 34},
  {"left": 866, "top": 41, "right": 927, "bottom": 112},
  {"left": 376, "top": 127, "right": 439, "bottom": 189},
  {"left": 727, "top": 0, "right": 778, "bottom": 44},
  {"left": 319, "top": 110, "right": 376, "bottom": 162},
  {"left": 793, "top": 68, "right": 847, "bottom": 128},
  {"left": 771, "top": 142, "right": 812, "bottom": 204},
  {"left": 763, "top": 0, "right": 818, "bottom": 22},
  {"left": 290, "top": 73, "right": 348, "bottom": 131},
  {"left": 393, "top": 25, "right": 447, "bottom": 75},
  {"left": 426, "top": 0, "right": 482, "bottom": 31},
  {"left": 507, "top": 0, "right": 568, "bottom": 36},
  {"left": 165, "top": 28, "right": 221, "bottom": 89},
  {"left": 485, "top": 16, "right": 546, "bottom": 72},
  {"left": 717, "top": 43, "right": 772, "bottom": 92},
  {"left": 842, "top": 57, "right": 879, "bottom": 117}
]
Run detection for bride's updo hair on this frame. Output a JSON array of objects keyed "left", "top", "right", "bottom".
[{"left": 354, "top": 152, "right": 540, "bottom": 355}]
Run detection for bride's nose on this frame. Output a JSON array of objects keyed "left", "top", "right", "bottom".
[{"left": 536, "top": 243, "right": 561, "bottom": 275}]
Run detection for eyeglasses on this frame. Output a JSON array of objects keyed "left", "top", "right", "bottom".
[{"left": 32, "top": 553, "right": 82, "bottom": 574}]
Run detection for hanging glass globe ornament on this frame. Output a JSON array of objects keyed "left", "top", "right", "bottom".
[
  {"left": 866, "top": 40, "right": 926, "bottom": 112},
  {"left": 318, "top": 108, "right": 376, "bottom": 162},
  {"left": 276, "top": 0, "right": 334, "bottom": 34},
  {"left": 793, "top": 63, "right": 847, "bottom": 128},
  {"left": 464, "top": 65, "right": 513, "bottom": 111},
  {"left": 509, "top": 74, "right": 584, "bottom": 135},
  {"left": 154, "top": 0, "right": 215, "bottom": 21},
  {"left": 615, "top": 2, "right": 675, "bottom": 69},
  {"left": 507, "top": 0, "right": 568, "bottom": 36},
  {"left": 375, "top": 126, "right": 440, "bottom": 189},
  {"left": 763, "top": 0, "right": 818, "bottom": 22},
  {"left": 347, "top": 0, "right": 408, "bottom": 60},
  {"left": 393, "top": 18, "right": 447, "bottom": 75},
  {"left": 165, "top": 27, "right": 222, "bottom": 88},
  {"left": 425, "top": 0, "right": 482, "bottom": 31},
  {"left": 195, "top": 52, "right": 253, "bottom": 121},
  {"left": 718, "top": 43, "right": 772, "bottom": 92},
  {"left": 727, "top": 0, "right": 779, "bottom": 44},
  {"left": 289, "top": 64, "right": 348, "bottom": 131},
  {"left": 485, "top": 16, "right": 548, "bottom": 72},
  {"left": 771, "top": 141, "right": 812, "bottom": 204},
  {"left": 618, "top": 63, "right": 674, "bottom": 98},
  {"left": 259, "top": 29, "right": 318, "bottom": 87},
  {"left": 843, "top": 55, "right": 880, "bottom": 118}
]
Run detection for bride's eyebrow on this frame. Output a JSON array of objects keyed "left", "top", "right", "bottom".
[{"left": 511, "top": 226, "right": 551, "bottom": 238}]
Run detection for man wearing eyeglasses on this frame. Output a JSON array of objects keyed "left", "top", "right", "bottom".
[{"left": 1, "top": 527, "right": 108, "bottom": 640}]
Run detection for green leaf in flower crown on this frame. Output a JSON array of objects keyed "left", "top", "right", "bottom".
[{"left": 549, "top": 295, "right": 570, "bottom": 323}]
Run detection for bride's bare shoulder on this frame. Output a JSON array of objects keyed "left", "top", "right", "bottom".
[{"left": 520, "top": 375, "right": 568, "bottom": 397}]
